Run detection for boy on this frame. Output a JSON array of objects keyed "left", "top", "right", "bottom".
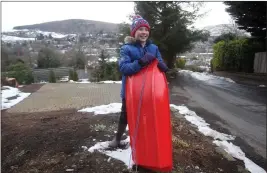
[{"left": 109, "top": 15, "right": 168, "bottom": 148}]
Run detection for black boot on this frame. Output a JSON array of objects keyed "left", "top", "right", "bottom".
[
  {"left": 109, "top": 123, "right": 127, "bottom": 148},
  {"left": 109, "top": 99, "right": 127, "bottom": 148}
]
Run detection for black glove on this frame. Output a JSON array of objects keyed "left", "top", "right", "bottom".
[
  {"left": 138, "top": 53, "right": 156, "bottom": 67},
  {"left": 157, "top": 61, "right": 169, "bottom": 72}
]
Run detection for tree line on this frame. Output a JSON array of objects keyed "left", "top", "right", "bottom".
[{"left": 1, "top": 46, "right": 86, "bottom": 84}]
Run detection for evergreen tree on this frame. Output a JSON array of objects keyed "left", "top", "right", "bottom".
[
  {"left": 117, "top": 22, "right": 131, "bottom": 45},
  {"left": 73, "top": 70, "right": 79, "bottom": 81},
  {"left": 69, "top": 69, "right": 74, "bottom": 80},
  {"left": 91, "top": 50, "right": 121, "bottom": 81},
  {"left": 224, "top": 2, "right": 266, "bottom": 42},
  {"left": 134, "top": 2, "right": 209, "bottom": 68},
  {"left": 49, "top": 70, "right": 56, "bottom": 83},
  {"left": 75, "top": 51, "right": 85, "bottom": 69},
  {"left": 1, "top": 48, "right": 10, "bottom": 72},
  {"left": 6, "top": 62, "right": 34, "bottom": 84},
  {"left": 98, "top": 50, "right": 108, "bottom": 79}
]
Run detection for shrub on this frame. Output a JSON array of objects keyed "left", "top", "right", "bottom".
[
  {"left": 6, "top": 62, "right": 34, "bottom": 85},
  {"left": 48, "top": 70, "right": 56, "bottom": 83},
  {"left": 73, "top": 70, "right": 79, "bottom": 81},
  {"left": 69, "top": 69, "right": 74, "bottom": 81},
  {"left": 212, "top": 38, "right": 265, "bottom": 73},
  {"left": 212, "top": 40, "right": 225, "bottom": 71},
  {"left": 175, "top": 58, "right": 186, "bottom": 69}
]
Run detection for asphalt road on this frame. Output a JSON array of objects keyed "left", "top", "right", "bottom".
[{"left": 169, "top": 71, "right": 267, "bottom": 169}]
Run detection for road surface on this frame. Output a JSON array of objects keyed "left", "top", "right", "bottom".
[{"left": 169, "top": 71, "right": 267, "bottom": 169}]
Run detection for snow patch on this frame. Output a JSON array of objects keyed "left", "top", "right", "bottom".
[
  {"left": 79, "top": 103, "right": 133, "bottom": 168},
  {"left": 78, "top": 103, "right": 122, "bottom": 115},
  {"left": 78, "top": 79, "right": 91, "bottom": 83},
  {"left": 170, "top": 104, "right": 235, "bottom": 141},
  {"left": 88, "top": 137, "right": 133, "bottom": 168},
  {"left": 108, "top": 57, "right": 118, "bottom": 62},
  {"left": 1, "top": 35, "right": 35, "bottom": 42},
  {"left": 60, "top": 76, "right": 69, "bottom": 82},
  {"left": 1, "top": 86, "right": 31, "bottom": 110},
  {"left": 198, "top": 66, "right": 211, "bottom": 71},
  {"left": 69, "top": 79, "right": 91, "bottom": 83},
  {"left": 214, "top": 140, "right": 266, "bottom": 173},
  {"left": 69, "top": 79, "right": 121, "bottom": 84},
  {"left": 258, "top": 85, "right": 266, "bottom": 88},
  {"left": 35, "top": 30, "right": 68, "bottom": 38},
  {"left": 180, "top": 70, "right": 235, "bottom": 83},
  {"left": 39, "top": 81, "right": 48, "bottom": 84},
  {"left": 81, "top": 146, "right": 88, "bottom": 150},
  {"left": 97, "top": 80, "right": 122, "bottom": 84},
  {"left": 171, "top": 104, "right": 266, "bottom": 173}
]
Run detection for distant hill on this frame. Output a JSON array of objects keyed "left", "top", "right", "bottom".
[
  {"left": 202, "top": 24, "right": 250, "bottom": 37},
  {"left": 185, "top": 24, "right": 250, "bottom": 54},
  {"left": 13, "top": 19, "right": 119, "bottom": 34},
  {"left": 13, "top": 20, "right": 249, "bottom": 37}
]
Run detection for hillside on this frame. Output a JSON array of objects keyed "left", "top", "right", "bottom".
[
  {"left": 202, "top": 24, "right": 250, "bottom": 37},
  {"left": 13, "top": 19, "right": 119, "bottom": 34},
  {"left": 184, "top": 24, "right": 251, "bottom": 54}
]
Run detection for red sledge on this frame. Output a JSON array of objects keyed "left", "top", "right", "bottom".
[{"left": 125, "top": 59, "right": 173, "bottom": 172}]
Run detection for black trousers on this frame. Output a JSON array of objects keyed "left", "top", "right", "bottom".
[{"left": 119, "top": 99, "right": 128, "bottom": 125}]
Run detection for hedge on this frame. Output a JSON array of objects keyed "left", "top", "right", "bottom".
[{"left": 212, "top": 38, "right": 264, "bottom": 73}]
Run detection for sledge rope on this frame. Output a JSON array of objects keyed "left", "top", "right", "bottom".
[{"left": 128, "top": 62, "right": 151, "bottom": 172}]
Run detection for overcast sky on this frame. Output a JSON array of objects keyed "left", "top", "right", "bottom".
[{"left": 1, "top": 2, "right": 232, "bottom": 32}]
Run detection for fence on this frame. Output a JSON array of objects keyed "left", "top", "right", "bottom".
[
  {"left": 254, "top": 52, "right": 267, "bottom": 73},
  {"left": 33, "top": 67, "right": 74, "bottom": 82}
]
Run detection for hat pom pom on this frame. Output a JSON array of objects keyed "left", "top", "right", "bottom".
[{"left": 132, "top": 15, "right": 142, "bottom": 21}]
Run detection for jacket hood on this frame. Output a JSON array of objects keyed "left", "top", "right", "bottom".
[
  {"left": 124, "top": 36, "right": 136, "bottom": 44},
  {"left": 124, "top": 36, "right": 152, "bottom": 46}
]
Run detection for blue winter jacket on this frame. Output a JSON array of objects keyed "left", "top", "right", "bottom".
[{"left": 118, "top": 36, "right": 165, "bottom": 99}]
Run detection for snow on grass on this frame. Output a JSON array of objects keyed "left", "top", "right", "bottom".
[
  {"left": 199, "top": 66, "right": 211, "bottom": 72},
  {"left": 82, "top": 103, "right": 265, "bottom": 172},
  {"left": 179, "top": 70, "right": 235, "bottom": 83},
  {"left": 214, "top": 140, "right": 266, "bottom": 173},
  {"left": 88, "top": 137, "right": 133, "bottom": 168},
  {"left": 33, "top": 81, "right": 47, "bottom": 84},
  {"left": 60, "top": 76, "right": 69, "bottom": 82},
  {"left": 35, "top": 30, "right": 68, "bottom": 39},
  {"left": 79, "top": 79, "right": 91, "bottom": 83},
  {"left": 97, "top": 80, "right": 122, "bottom": 84},
  {"left": 69, "top": 79, "right": 91, "bottom": 83},
  {"left": 108, "top": 57, "right": 118, "bottom": 62},
  {"left": 69, "top": 79, "right": 121, "bottom": 84},
  {"left": 79, "top": 103, "right": 132, "bottom": 168},
  {"left": 1, "top": 86, "right": 31, "bottom": 110},
  {"left": 1, "top": 35, "right": 35, "bottom": 42},
  {"left": 170, "top": 104, "right": 235, "bottom": 141},
  {"left": 78, "top": 103, "right": 122, "bottom": 115},
  {"left": 39, "top": 81, "right": 48, "bottom": 84},
  {"left": 171, "top": 104, "right": 266, "bottom": 173}
]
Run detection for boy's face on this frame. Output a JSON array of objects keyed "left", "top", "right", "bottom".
[{"left": 134, "top": 27, "right": 149, "bottom": 42}]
